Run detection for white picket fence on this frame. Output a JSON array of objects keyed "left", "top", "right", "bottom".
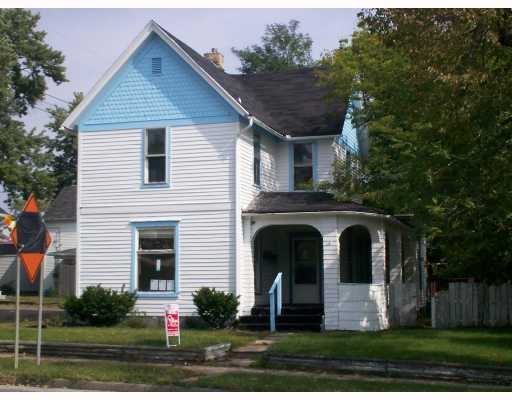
[{"left": 432, "top": 282, "right": 512, "bottom": 328}]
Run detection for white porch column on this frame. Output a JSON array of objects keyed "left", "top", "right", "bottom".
[
  {"left": 320, "top": 217, "right": 339, "bottom": 331},
  {"left": 387, "top": 227, "right": 402, "bottom": 326},
  {"left": 238, "top": 216, "right": 255, "bottom": 315},
  {"left": 371, "top": 224, "right": 386, "bottom": 285}
]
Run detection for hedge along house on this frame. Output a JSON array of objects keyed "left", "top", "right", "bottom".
[{"left": 62, "top": 20, "right": 425, "bottom": 331}]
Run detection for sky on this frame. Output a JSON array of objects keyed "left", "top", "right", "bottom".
[{"left": 1, "top": 8, "right": 360, "bottom": 210}]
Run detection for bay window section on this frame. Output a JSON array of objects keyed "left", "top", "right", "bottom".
[
  {"left": 137, "top": 227, "right": 175, "bottom": 293},
  {"left": 144, "top": 128, "right": 167, "bottom": 184},
  {"left": 293, "top": 142, "right": 314, "bottom": 191}
]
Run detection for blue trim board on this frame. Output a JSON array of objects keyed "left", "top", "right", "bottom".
[
  {"left": 130, "top": 220, "right": 180, "bottom": 299},
  {"left": 78, "top": 114, "right": 237, "bottom": 133},
  {"left": 140, "top": 127, "right": 172, "bottom": 189}
]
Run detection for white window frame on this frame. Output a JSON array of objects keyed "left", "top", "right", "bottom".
[
  {"left": 144, "top": 127, "right": 168, "bottom": 186},
  {"left": 131, "top": 221, "right": 179, "bottom": 298}
]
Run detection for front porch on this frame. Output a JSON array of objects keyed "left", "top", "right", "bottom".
[{"left": 240, "top": 192, "right": 421, "bottom": 331}]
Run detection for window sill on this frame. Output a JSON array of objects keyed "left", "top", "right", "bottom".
[
  {"left": 140, "top": 182, "right": 170, "bottom": 189},
  {"left": 136, "top": 291, "right": 179, "bottom": 299}
]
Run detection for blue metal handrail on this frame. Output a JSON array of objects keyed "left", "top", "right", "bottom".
[{"left": 268, "top": 272, "right": 282, "bottom": 332}]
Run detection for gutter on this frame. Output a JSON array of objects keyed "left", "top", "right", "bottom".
[
  {"left": 242, "top": 210, "right": 410, "bottom": 229},
  {"left": 251, "top": 117, "right": 337, "bottom": 142}
]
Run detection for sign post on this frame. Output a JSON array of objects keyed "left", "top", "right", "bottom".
[
  {"left": 14, "top": 257, "right": 20, "bottom": 369},
  {"left": 36, "top": 257, "right": 45, "bottom": 365},
  {"left": 2, "top": 194, "right": 51, "bottom": 369},
  {"left": 164, "top": 304, "right": 180, "bottom": 347}
]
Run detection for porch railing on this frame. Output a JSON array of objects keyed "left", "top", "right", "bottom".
[{"left": 268, "top": 272, "right": 283, "bottom": 332}]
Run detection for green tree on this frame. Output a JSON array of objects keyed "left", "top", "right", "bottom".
[
  {"left": 47, "top": 92, "right": 83, "bottom": 192},
  {"left": 0, "top": 9, "right": 66, "bottom": 206},
  {"left": 232, "top": 19, "right": 314, "bottom": 74},
  {"left": 321, "top": 9, "right": 512, "bottom": 283}
]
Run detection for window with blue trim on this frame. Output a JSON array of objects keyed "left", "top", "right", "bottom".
[
  {"left": 144, "top": 128, "right": 167, "bottom": 184},
  {"left": 253, "top": 133, "right": 261, "bottom": 186},
  {"left": 293, "top": 143, "right": 313, "bottom": 190},
  {"left": 136, "top": 226, "right": 176, "bottom": 293}
]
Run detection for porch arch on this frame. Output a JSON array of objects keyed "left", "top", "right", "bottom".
[
  {"left": 339, "top": 224, "right": 372, "bottom": 283},
  {"left": 252, "top": 224, "right": 323, "bottom": 305}
]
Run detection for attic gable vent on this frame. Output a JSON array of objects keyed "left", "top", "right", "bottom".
[{"left": 151, "top": 57, "right": 162, "bottom": 74}]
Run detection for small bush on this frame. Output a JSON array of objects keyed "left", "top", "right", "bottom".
[
  {"left": 64, "top": 286, "right": 136, "bottom": 326},
  {"left": 192, "top": 287, "right": 239, "bottom": 329}
]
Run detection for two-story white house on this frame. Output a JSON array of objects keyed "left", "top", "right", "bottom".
[{"left": 61, "top": 20, "right": 424, "bottom": 331}]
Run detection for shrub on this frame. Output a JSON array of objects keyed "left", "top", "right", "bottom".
[
  {"left": 192, "top": 287, "right": 239, "bottom": 329},
  {"left": 64, "top": 286, "right": 136, "bottom": 326}
]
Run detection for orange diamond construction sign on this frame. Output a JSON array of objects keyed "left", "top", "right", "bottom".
[{"left": 10, "top": 194, "right": 52, "bottom": 284}]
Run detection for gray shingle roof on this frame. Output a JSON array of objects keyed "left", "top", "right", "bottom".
[
  {"left": 160, "top": 26, "right": 345, "bottom": 138},
  {"left": 44, "top": 185, "right": 77, "bottom": 222},
  {"left": 243, "top": 192, "right": 388, "bottom": 215}
]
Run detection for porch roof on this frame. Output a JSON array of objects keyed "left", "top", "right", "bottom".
[{"left": 243, "top": 192, "right": 389, "bottom": 215}]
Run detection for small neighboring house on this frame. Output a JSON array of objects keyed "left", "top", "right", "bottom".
[
  {"left": 43, "top": 185, "right": 78, "bottom": 295},
  {"left": 0, "top": 206, "right": 17, "bottom": 293},
  {"left": 0, "top": 190, "right": 77, "bottom": 295},
  {"left": 60, "top": 20, "right": 426, "bottom": 331}
]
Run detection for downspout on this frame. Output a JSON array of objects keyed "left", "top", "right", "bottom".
[{"left": 241, "top": 116, "right": 254, "bottom": 132}]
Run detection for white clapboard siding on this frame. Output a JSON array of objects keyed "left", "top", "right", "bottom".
[
  {"left": 238, "top": 127, "right": 278, "bottom": 209},
  {"left": 337, "top": 284, "right": 389, "bottom": 331},
  {"left": 79, "top": 122, "right": 238, "bottom": 315},
  {"left": 276, "top": 142, "right": 289, "bottom": 191},
  {"left": 80, "top": 124, "right": 236, "bottom": 207},
  {"left": 316, "top": 138, "right": 336, "bottom": 183}
]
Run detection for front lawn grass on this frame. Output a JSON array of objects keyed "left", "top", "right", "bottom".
[
  {"left": 270, "top": 328, "right": 512, "bottom": 367},
  {"left": 190, "top": 372, "right": 504, "bottom": 392},
  {"left": 0, "top": 358, "right": 198, "bottom": 386},
  {"left": 0, "top": 322, "right": 258, "bottom": 349}
]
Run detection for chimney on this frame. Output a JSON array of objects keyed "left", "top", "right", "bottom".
[{"left": 204, "top": 48, "right": 224, "bottom": 70}]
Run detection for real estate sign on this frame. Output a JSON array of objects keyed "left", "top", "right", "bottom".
[{"left": 165, "top": 304, "right": 180, "bottom": 347}]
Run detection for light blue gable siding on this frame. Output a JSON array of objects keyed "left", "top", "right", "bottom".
[
  {"left": 338, "top": 101, "right": 359, "bottom": 154},
  {"left": 77, "top": 33, "right": 237, "bottom": 132}
]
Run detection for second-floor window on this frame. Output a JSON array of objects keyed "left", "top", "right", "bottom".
[
  {"left": 145, "top": 128, "right": 167, "bottom": 184},
  {"left": 293, "top": 142, "right": 313, "bottom": 190},
  {"left": 254, "top": 133, "right": 261, "bottom": 186}
]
